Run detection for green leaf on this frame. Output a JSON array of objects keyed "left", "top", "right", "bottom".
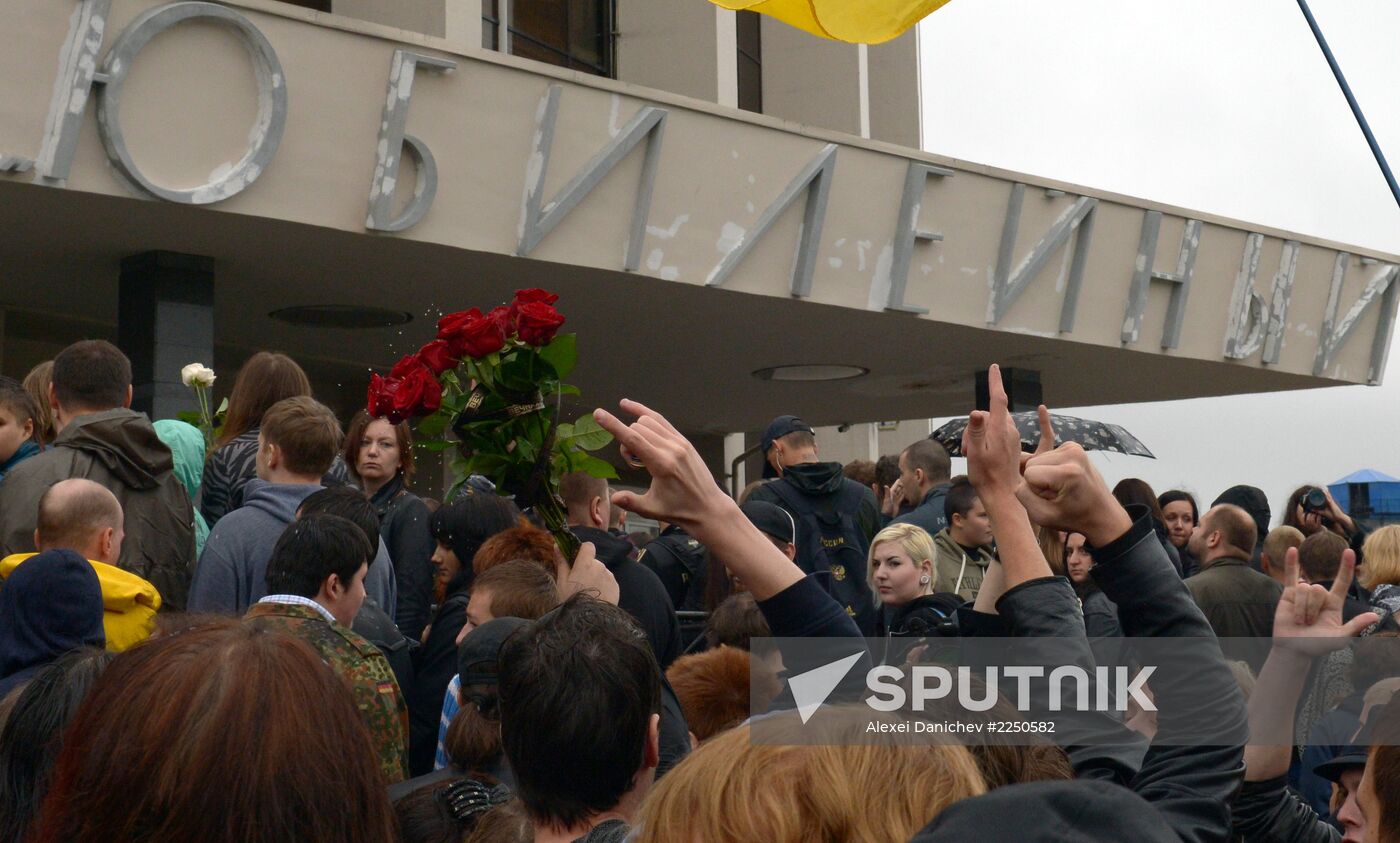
[
  {"left": 571, "top": 453, "right": 618, "bottom": 480},
  {"left": 558, "top": 414, "right": 612, "bottom": 451},
  {"left": 417, "top": 439, "right": 457, "bottom": 452},
  {"left": 216, "top": 397, "right": 229, "bottom": 415},
  {"left": 556, "top": 383, "right": 581, "bottom": 397},
  {"left": 175, "top": 410, "right": 202, "bottom": 426},
  {"left": 416, "top": 410, "right": 450, "bottom": 438},
  {"left": 539, "top": 334, "right": 577, "bottom": 380}
]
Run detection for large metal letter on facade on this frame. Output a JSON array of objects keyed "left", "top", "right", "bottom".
[
  {"left": 1121, "top": 211, "right": 1201, "bottom": 349},
  {"left": 518, "top": 84, "right": 668, "bottom": 271},
  {"left": 885, "top": 161, "right": 954, "bottom": 314},
  {"left": 705, "top": 143, "right": 838, "bottom": 297},
  {"left": 987, "top": 184, "right": 1097, "bottom": 331},
  {"left": 1222, "top": 234, "right": 1299, "bottom": 364},
  {"left": 94, "top": 2, "right": 287, "bottom": 204},
  {"left": 32, "top": 0, "right": 115, "bottom": 184},
  {"left": 365, "top": 50, "right": 456, "bottom": 232},
  {"left": 1313, "top": 254, "right": 1399, "bottom": 383}
]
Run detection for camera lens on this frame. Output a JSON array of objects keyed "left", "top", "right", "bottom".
[{"left": 1304, "top": 488, "right": 1327, "bottom": 510}]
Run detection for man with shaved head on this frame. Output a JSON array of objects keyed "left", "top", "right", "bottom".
[
  {"left": 1185, "top": 502, "right": 1284, "bottom": 672},
  {"left": 0, "top": 477, "right": 161, "bottom": 651},
  {"left": 36, "top": 478, "right": 125, "bottom": 564}
]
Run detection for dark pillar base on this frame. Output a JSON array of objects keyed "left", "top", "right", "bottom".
[
  {"left": 975, "top": 367, "right": 1042, "bottom": 413},
  {"left": 117, "top": 251, "right": 214, "bottom": 420}
]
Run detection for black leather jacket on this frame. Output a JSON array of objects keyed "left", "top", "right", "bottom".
[{"left": 919, "top": 505, "right": 1247, "bottom": 842}]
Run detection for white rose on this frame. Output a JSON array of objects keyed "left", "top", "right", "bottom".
[{"left": 181, "top": 363, "right": 216, "bottom": 388}]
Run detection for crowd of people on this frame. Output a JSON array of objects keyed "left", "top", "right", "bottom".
[{"left": 0, "top": 341, "right": 1398, "bottom": 842}]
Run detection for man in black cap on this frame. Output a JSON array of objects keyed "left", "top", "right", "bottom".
[{"left": 745, "top": 415, "right": 880, "bottom": 633}]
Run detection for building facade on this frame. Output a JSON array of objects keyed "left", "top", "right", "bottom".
[{"left": 1, "top": 0, "right": 1395, "bottom": 490}]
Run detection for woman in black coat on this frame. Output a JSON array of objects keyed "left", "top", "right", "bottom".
[
  {"left": 1065, "top": 531, "right": 1121, "bottom": 638},
  {"left": 404, "top": 494, "right": 520, "bottom": 776},
  {"left": 345, "top": 411, "right": 437, "bottom": 642}
]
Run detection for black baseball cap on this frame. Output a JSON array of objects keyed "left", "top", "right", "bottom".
[
  {"left": 760, "top": 415, "right": 815, "bottom": 479},
  {"left": 457, "top": 617, "right": 531, "bottom": 686},
  {"left": 741, "top": 500, "right": 795, "bottom": 546}
]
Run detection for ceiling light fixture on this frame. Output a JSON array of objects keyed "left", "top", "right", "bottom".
[{"left": 752, "top": 364, "right": 869, "bottom": 382}]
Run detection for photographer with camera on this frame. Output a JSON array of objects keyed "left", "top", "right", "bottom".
[{"left": 1285, "top": 483, "right": 1370, "bottom": 556}]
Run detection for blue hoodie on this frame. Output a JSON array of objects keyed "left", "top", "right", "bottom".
[
  {"left": 0, "top": 548, "right": 104, "bottom": 697},
  {"left": 188, "top": 480, "right": 397, "bottom": 616}
]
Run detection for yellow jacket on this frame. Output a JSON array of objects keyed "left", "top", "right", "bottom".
[{"left": 0, "top": 553, "right": 161, "bottom": 651}]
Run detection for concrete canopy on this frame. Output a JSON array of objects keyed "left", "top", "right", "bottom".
[{"left": 0, "top": 179, "right": 1361, "bottom": 435}]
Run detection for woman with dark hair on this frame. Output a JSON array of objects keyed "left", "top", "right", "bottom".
[
  {"left": 406, "top": 494, "right": 521, "bottom": 777},
  {"left": 1064, "top": 532, "right": 1120, "bottom": 638},
  {"left": 0, "top": 648, "right": 113, "bottom": 843},
  {"left": 1157, "top": 489, "right": 1199, "bottom": 575},
  {"left": 34, "top": 622, "right": 396, "bottom": 843},
  {"left": 1112, "top": 478, "right": 1183, "bottom": 577},
  {"left": 345, "top": 410, "right": 436, "bottom": 642},
  {"left": 199, "top": 351, "right": 349, "bottom": 526}
]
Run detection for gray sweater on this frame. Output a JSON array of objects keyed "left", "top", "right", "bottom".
[{"left": 188, "top": 480, "right": 396, "bottom": 616}]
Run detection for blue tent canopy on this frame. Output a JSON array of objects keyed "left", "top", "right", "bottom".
[
  {"left": 1329, "top": 468, "right": 1400, "bottom": 520},
  {"left": 1333, "top": 468, "right": 1400, "bottom": 485}
]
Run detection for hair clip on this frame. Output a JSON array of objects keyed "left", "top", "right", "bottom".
[{"left": 438, "top": 778, "right": 510, "bottom": 822}]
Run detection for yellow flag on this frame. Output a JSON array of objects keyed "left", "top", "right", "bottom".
[{"left": 709, "top": 0, "right": 956, "bottom": 44}]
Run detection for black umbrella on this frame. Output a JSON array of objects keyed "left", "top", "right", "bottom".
[{"left": 930, "top": 412, "right": 1155, "bottom": 459}]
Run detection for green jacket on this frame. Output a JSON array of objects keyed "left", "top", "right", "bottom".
[
  {"left": 0, "top": 409, "right": 195, "bottom": 609},
  {"left": 245, "top": 602, "right": 409, "bottom": 782},
  {"left": 931, "top": 528, "right": 995, "bottom": 601},
  {"left": 1184, "top": 556, "right": 1283, "bottom": 673}
]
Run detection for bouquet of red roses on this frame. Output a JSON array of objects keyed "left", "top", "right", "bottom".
[{"left": 366, "top": 289, "right": 614, "bottom": 559}]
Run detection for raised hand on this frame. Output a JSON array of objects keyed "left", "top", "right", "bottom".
[
  {"left": 1016, "top": 442, "right": 1132, "bottom": 548},
  {"left": 1272, "top": 547, "right": 1378, "bottom": 656},
  {"left": 554, "top": 541, "right": 619, "bottom": 606},
  {"left": 594, "top": 399, "right": 801, "bottom": 600},
  {"left": 593, "top": 399, "right": 731, "bottom": 531}
]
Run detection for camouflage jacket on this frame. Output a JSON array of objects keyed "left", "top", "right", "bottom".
[{"left": 244, "top": 602, "right": 409, "bottom": 782}]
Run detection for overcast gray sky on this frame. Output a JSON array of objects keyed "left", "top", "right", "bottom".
[{"left": 917, "top": 0, "right": 1400, "bottom": 521}]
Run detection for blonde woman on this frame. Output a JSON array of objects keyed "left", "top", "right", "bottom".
[
  {"left": 868, "top": 523, "right": 961, "bottom": 657},
  {"left": 1361, "top": 525, "right": 1400, "bottom": 632}
]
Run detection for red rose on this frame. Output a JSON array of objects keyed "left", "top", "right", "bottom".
[
  {"left": 438, "top": 307, "right": 507, "bottom": 358},
  {"left": 389, "top": 353, "right": 426, "bottom": 380},
  {"left": 367, "top": 374, "right": 401, "bottom": 422},
  {"left": 417, "top": 340, "right": 459, "bottom": 375},
  {"left": 391, "top": 366, "right": 442, "bottom": 418},
  {"left": 515, "top": 301, "right": 566, "bottom": 346},
  {"left": 513, "top": 288, "right": 559, "bottom": 306}
]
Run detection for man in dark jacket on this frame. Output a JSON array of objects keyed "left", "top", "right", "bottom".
[
  {"left": 0, "top": 341, "right": 195, "bottom": 609},
  {"left": 638, "top": 523, "right": 707, "bottom": 612},
  {"left": 563, "top": 472, "right": 681, "bottom": 670},
  {"left": 1185, "top": 503, "right": 1283, "bottom": 673},
  {"left": 745, "top": 415, "right": 882, "bottom": 633},
  {"left": 889, "top": 438, "right": 953, "bottom": 536}
]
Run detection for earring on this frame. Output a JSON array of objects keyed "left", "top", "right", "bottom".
[{"left": 919, "top": 574, "right": 930, "bottom": 585}]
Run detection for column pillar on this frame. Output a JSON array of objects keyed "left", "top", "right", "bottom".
[{"left": 118, "top": 251, "right": 214, "bottom": 421}]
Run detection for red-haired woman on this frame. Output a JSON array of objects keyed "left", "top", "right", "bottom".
[
  {"left": 345, "top": 410, "right": 437, "bottom": 643},
  {"left": 34, "top": 621, "right": 397, "bottom": 843}
]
